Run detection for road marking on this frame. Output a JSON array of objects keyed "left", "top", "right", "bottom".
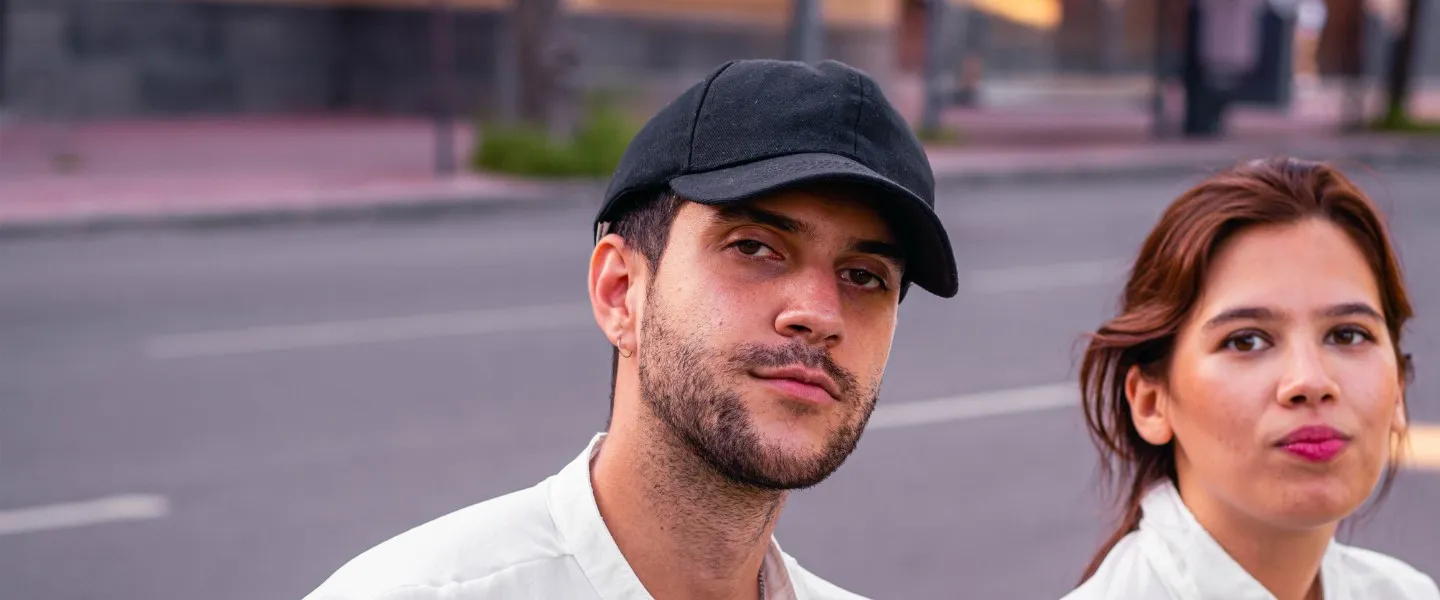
[
  {"left": 141, "top": 257, "right": 1131, "bottom": 359},
  {"left": 867, "top": 387, "right": 1440, "bottom": 474},
  {"left": 1402, "top": 423, "right": 1440, "bottom": 472},
  {"left": 869, "top": 383, "right": 1076, "bottom": 430},
  {"left": 145, "top": 302, "right": 593, "bottom": 359},
  {"left": 968, "top": 258, "right": 1126, "bottom": 294},
  {"left": 0, "top": 494, "right": 169, "bottom": 536}
]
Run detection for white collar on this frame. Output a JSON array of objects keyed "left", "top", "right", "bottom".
[
  {"left": 547, "top": 433, "right": 805, "bottom": 600},
  {"left": 1136, "top": 481, "right": 1349, "bottom": 600}
]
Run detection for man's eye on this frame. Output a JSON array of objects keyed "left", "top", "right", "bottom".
[
  {"left": 731, "top": 240, "right": 776, "bottom": 258},
  {"left": 843, "top": 269, "right": 887, "bottom": 291}
]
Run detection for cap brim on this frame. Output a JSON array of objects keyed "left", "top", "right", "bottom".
[{"left": 669, "top": 153, "right": 958, "bottom": 298}]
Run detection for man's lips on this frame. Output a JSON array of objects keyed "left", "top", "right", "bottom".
[{"left": 751, "top": 365, "right": 841, "bottom": 401}]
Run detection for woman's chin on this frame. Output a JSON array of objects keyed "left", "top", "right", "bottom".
[{"left": 1259, "top": 479, "right": 1371, "bottom": 530}]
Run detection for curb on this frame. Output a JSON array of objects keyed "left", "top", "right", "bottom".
[
  {"left": 3, "top": 139, "right": 1439, "bottom": 240},
  {"left": 0, "top": 182, "right": 607, "bottom": 241},
  {"left": 932, "top": 139, "right": 1440, "bottom": 189}
]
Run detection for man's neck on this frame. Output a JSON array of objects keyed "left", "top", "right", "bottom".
[
  {"left": 592, "top": 416, "right": 784, "bottom": 600},
  {"left": 1179, "top": 482, "right": 1334, "bottom": 600}
]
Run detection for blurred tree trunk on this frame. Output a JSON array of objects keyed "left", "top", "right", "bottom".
[
  {"left": 514, "top": 0, "right": 578, "bottom": 138},
  {"left": 1383, "top": 0, "right": 1424, "bottom": 124}
]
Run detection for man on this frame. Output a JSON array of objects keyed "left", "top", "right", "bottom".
[{"left": 304, "top": 58, "right": 958, "bottom": 600}]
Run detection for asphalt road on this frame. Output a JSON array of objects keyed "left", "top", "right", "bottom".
[{"left": 3, "top": 169, "right": 1439, "bottom": 600}]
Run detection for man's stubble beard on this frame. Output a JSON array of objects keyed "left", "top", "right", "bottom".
[{"left": 636, "top": 289, "right": 880, "bottom": 491}]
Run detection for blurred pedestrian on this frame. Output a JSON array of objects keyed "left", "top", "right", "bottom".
[
  {"left": 303, "top": 59, "right": 958, "bottom": 600},
  {"left": 1293, "top": 0, "right": 1328, "bottom": 96},
  {"left": 1184, "top": 0, "right": 1266, "bottom": 136},
  {"left": 1063, "top": 158, "right": 1439, "bottom": 599}
]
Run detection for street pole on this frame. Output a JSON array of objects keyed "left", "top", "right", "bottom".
[
  {"left": 1384, "top": 0, "right": 1425, "bottom": 124},
  {"left": 921, "top": 0, "right": 948, "bottom": 134},
  {"left": 1150, "top": 0, "right": 1169, "bottom": 138},
  {"left": 787, "top": 0, "right": 824, "bottom": 63},
  {"left": 0, "top": 0, "right": 9, "bottom": 115},
  {"left": 494, "top": 1, "right": 518, "bottom": 125},
  {"left": 431, "top": 0, "right": 457, "bottom": 176},
  {"left": 1102, "top": 0, "right": 1124, "bottom": 74}
]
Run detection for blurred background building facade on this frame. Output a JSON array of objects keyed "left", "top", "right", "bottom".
[{"left": 1, "top": 0, "right": 1432, "bottom": 121}]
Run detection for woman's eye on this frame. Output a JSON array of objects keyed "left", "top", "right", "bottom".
[
  {"left": 843, "top": 269, "right": 887, "bottom": 291},
  {"left": 1328, "top": 327, "right": 1373, "bottom": 346},
  {"left": 732, "top": 240, "right": 776, "bottom": 258},
  {"left": 1223, "top": 333, "right": 1271, "bottom": 353}
]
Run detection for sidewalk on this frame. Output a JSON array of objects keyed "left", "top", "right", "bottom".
[{"left": 3, "top": 84, "right": 1440, "bottom": 237}]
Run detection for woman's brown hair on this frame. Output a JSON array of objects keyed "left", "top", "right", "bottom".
[{"left": 1076, "top": 157, "right": 1416, "bottom": 582}]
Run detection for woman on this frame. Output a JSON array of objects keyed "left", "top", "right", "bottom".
[{"left": 1065, "top": 158, "right": 1439, "bottom": 600}]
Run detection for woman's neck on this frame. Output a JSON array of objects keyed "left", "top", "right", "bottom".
[{"left": 1177, "top": 479, "right": 1335, "bottom": 600}]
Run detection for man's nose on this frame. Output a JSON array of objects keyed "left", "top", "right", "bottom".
[{"left": 773, "top": 268, "right": 844, "bottom": 349}]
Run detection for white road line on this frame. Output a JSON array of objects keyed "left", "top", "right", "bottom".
[
  {"left": 0, "top": 494, "right": 170, "bottom": 536},
  {"left": 145, "top": 302, "right": 593, "bottom": 359},
  {"left": 143, "top": 257, "right": 1127, "bottom": 359},
  {"left": 869, "top": 383, "right": 1077, "bottom": 429},
  {"left": 968, "top": 258, "right": 1127, "bottom": 294},
  {"left": 0, "top": 386, "right": 1074, "bottom": 538}
]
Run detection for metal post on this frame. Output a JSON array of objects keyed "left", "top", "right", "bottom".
[
  {"left": 431, "top": 0, "right": 457, "bottom": 176},
  {"left": 0, "top": 0, "right": 9, "bottom": 112},
  {"left": 921, "top": 0, "right": 948, "bottom": 134},
  {"left": 1149, "top": 0, "right": 1169, "bottom": 138},
  {"left": 787, "top": 0, "right": 824, "bottom": 63},
  {"left": 1342, "top": 4, "right": 1372, "bottom": 131},
  {"left": 495, "top": 1, "right": 518, "bottom": 124},
  {"left": 1102, "top": 0, "right": 1125, "bottom": 74}
]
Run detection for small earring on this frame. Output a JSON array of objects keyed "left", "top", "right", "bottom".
[
  {"left": 616, "top": 335, "right": 633, "bottom": 359},
  {"left": 618, "top": 345, "right": 633, "bottom": 359}
]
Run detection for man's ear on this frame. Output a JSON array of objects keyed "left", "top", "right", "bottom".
[
  {"left": 590, "top": 233, "right": 638, "bottom": 356},
  {"left": 1125, "top": 365, "right": 1174, "bottom": 447}
]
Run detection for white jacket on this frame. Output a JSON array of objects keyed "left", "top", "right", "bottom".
[
  {"left": 303, "top": 433, "right": 868, "bottom": 600},
  {"left": 1064, "top": 482, "right": 1439, "bottom": 600}
]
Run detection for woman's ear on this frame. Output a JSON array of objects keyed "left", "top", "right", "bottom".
[
  {"left": 1392, "top": 390, "right": 1409, "bottom": 436},
  {"left": 1394, "top": 353, "right": 1413, "bottom": 435},
  {"left": 1126, "top": 365, "right": 1173, "bottom": 446}
]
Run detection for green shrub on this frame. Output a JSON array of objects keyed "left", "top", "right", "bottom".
[
  {"left": 916, "top": 125, "right": 963, "bottom": 145},
  {"left": 472, "top": 99, "right": 639, "bottom": 178},
  {"left": 1372, "top": 110, "right": 1440, "bottom": 134}
]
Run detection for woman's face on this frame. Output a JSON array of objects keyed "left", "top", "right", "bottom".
[{"left": 1131, "top": 218, "right": 1407, "bottom": 531}]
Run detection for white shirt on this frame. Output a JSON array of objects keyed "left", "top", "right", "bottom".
[
  {"left": 1064, "top": 481, "right": 1440, "bottom": 600},
  {"left": 304, "top": 433, "right": 869, "bottom": 600}
]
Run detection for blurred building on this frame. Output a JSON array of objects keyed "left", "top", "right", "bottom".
[{"left": 0, "top": 0, "right": 1434, "bottom": 120}]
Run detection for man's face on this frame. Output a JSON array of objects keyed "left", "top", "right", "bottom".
[{"left": 635, "top": 187, "right": 902, "bottom": 490}]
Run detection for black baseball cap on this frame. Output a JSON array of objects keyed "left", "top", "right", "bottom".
[{"left": 594, "top": 59, "right": 958, "bottom": 298}]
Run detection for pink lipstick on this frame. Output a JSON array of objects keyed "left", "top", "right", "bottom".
[{"left": 1276, "top": 425, "right": 1350, "bottom": 462}]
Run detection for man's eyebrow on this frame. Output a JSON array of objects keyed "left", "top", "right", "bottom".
[
  {"left": 852, "top": 240, "right": 905, "bottom": 266},
  {"left": 710, "top": 204, "right": 813, "bottom": 237}
]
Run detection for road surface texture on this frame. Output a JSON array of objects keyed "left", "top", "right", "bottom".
[{"left": 3, "top": 168, "right": 1439, "bottom": 600}]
